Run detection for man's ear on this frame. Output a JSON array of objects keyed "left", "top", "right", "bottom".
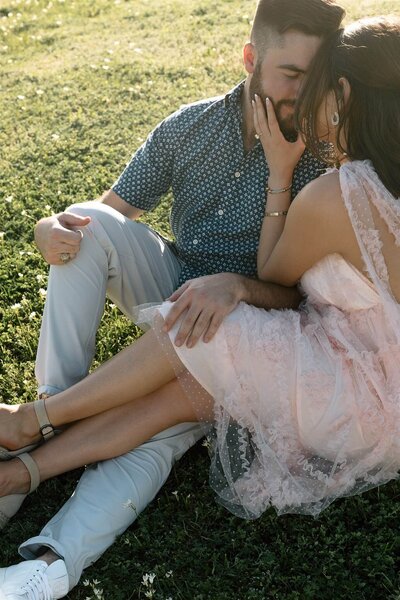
[{"left": 243, "top": 42, "right": 257, "bottom": 74}]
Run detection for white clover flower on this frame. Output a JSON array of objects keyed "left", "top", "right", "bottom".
[
  {"left": 17, "top": 94, "right": 25, "bottom": 100},
  {"left": 29, "top": 311, "right": 36, "bottom": 320},
  {"left": 172, "top": 490, "right": 179, "bottom": 500},
  {"left": 5, "top": 195, "right": 13, "bottom": 203},
  {"left": 36, "top": 89, "right": 44, "bottom": 95},
  {"left": 39, "top": 288, "right": 47, "bottom": 297},
  {"left": 165, "top": 570, "right": 173, "bottom": 578},
  {"left": 11, "top": 303, "right": 21, "bottom": 310},
  {"left": 122, "top": 498, "right": 137, "bottom": 513},
  {"left": 0, "top": 232, "right": 4, "bottom": 240}
]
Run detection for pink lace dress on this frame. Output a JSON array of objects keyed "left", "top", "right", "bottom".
[{"left": 148, "top": 160, "right": 400, "bottom": 518}]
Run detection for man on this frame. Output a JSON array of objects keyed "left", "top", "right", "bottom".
[{"left": 0, "top": 0, "right": 345, "bottom": 598}]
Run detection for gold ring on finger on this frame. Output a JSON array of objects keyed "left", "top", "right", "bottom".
[{"left": 59, "top": 252, "right": 71, "bottom": 263}]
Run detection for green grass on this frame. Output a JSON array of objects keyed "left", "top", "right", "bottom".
[{"left": 1, "top": 0, "right": 400, "bottom": 598}]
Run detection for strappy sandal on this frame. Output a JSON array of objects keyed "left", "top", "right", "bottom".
[
  {"left": 0, "top": 452, "right": 40, "bottom": 530},
  {"left": 0, "top": 397, "right": 55, "bottom": 461}
]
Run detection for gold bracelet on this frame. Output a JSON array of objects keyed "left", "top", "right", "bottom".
[
  {"left": 264, "top": 210, "right": 288, "bottom": 217},
  {"left": 266, "top": 183, "right": 292, "bottom": 194}
]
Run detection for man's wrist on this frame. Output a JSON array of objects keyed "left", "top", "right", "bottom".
[{"left": 232, "top": 273, "right": 248, "bottom": 302}]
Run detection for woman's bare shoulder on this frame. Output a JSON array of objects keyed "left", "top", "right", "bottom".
[{"left": 293, "top": 170, "right": 342, "bottom": 210}]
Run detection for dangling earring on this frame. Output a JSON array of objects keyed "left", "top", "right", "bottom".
[{"left": 331, "top": 111, "right": 340, "bottom": 126}]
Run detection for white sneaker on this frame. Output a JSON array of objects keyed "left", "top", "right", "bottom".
[{"left": 0, "top": 559, "right": 69, "bottom": 600}]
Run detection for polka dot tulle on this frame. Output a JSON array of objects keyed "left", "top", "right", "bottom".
[{"left": 138, "top": 161, "right": 400, "bottom": 518}]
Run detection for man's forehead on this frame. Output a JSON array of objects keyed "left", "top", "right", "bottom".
[{"left": 267, "top": 30, "right": 322, "bottom": 68}]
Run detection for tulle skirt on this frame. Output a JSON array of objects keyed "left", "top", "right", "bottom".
[{"left": 138, "top": 300, "right": 400, "bottom": 519}]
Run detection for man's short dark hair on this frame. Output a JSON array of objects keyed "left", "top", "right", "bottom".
[{"left": 251, "top": 0, "right": 345, "bottom": 54}]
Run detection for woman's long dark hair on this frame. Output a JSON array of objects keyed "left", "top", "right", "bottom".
[{"left": 296, "top": 16, "right": 400, "bottom": 198}]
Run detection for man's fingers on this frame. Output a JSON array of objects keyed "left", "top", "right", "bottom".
[
  {"left": 52, "top": 226, "right": 84, "bottom": 246},
  {"left": 174, "top": 306, "right": 204, "bottom": 347},
  {"left": 61, "top": 213, "right": 91, "bottom": 227},
  {"left": 162, "top": 296, "right": 190, "bottom": 332},
  {"left": 203, "top": 313, "right": 224, "bottom": 343},
  {"left": 185, "top": 310, "right": 214, "bottom": 348},
  {"left": 167, "top": 282, "right": 190, "bottom": 302},
  {"left": 48, "top": 251, "right": 77, "bottom": 265},
  {"left": 53, "top": 241, "right": 81, "bottom": 253}
]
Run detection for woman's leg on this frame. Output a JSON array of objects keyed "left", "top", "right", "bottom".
[
  {"left": 1, "top": 327, "right": 183, "bottom": 450},
  {"left": 0, "top": 377, "right": 213, "bottom": 496}
]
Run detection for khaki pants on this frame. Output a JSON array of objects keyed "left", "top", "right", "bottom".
[{"left": 20, "top": 202, "right": 203, "bottom": 589}]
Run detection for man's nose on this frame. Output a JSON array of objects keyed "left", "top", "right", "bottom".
[
  {"left": 293, "top": 76, "right": 306, "bottom": 99},
  {"left": 293, "top": 79, "right": 303, "bottom": 98}
]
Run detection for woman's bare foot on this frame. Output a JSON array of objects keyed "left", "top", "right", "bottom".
[
  {"left": 0, "top": 458, "right": 31, "bottom": 496},
  {"left": 0, "top": 403, "right": 41, "bottom": 451}
]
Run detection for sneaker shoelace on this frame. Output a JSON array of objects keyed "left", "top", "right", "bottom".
[{"left": 20, "top": 563, "right": 53, "bottom": 600}]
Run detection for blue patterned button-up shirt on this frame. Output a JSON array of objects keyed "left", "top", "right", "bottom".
[{"left": 112, "top": 82, "right": 325, "bottom": 285}]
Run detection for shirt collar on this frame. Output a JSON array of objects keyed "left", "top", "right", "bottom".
[{"left": 223, "top": 80, "right": 246, "bottom": 121}]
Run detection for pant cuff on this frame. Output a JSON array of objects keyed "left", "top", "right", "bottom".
[
  {"left": 19, "top": 536, "right": 75, "bottom": 590},
  {"left": 37, "top": 385, "right": 64, "bottom": 398}
]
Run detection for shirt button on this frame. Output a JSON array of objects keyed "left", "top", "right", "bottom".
[
  {"left": 193, "top": 239, "right": 199, "bottom": 245},
  {"left": 218, "top": 209, "right": 224, "bottom": 216},
  {"left": 234, "top": 171, "right": 241, "bottom": 178}
]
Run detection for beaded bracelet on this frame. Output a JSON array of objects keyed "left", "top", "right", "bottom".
[{"left": 266, "top": 183, "right": 292, "bottom": 194}]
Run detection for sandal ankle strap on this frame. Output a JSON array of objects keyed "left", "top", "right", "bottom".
[
  {"left": 17, "top": 452, "right": 40, "bottom": 493},
  {"left": 34, "top": 398, "right": 55, "bottom": 441}
]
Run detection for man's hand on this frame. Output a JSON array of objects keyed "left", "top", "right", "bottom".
[
  {"left": 34, "top": 212, "right": 91, "bottom": 265},
  {"left": 163, "top": 273, "right": 245, "bottom": 348}
]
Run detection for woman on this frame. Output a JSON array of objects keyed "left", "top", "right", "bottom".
[{"left": 1, "top": 16, "right": 399, "bottom": 524}]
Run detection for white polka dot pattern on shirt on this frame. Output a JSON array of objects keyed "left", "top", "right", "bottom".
[{"left": 112, "top": 82, "right": 326, "bottom": 285}]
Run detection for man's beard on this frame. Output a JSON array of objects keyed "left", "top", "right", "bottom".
[{"left": 249, "top": 63, "right": 297, "bottom": 140}]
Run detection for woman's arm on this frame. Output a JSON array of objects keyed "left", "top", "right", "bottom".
[
  {"left": 252, "top": 95, "right": 305, "bottom": 277},
  {"left": 258, "top": 172, "right": 353, "bottom": 286},
  {"left": 252, "top": 98, "right": 359, "bottom": 287}
]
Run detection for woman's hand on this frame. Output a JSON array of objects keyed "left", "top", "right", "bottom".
[{"left": 252, "top": 94, "right": 305, "bottom": 185}]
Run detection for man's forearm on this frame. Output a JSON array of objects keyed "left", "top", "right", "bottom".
[{"left": 238, "top": 275, "right": 303, "bottom": 310}]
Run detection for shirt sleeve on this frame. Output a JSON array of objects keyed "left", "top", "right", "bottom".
[{"left": 112, "top": 115, "right": 176, "bottom": 211}]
